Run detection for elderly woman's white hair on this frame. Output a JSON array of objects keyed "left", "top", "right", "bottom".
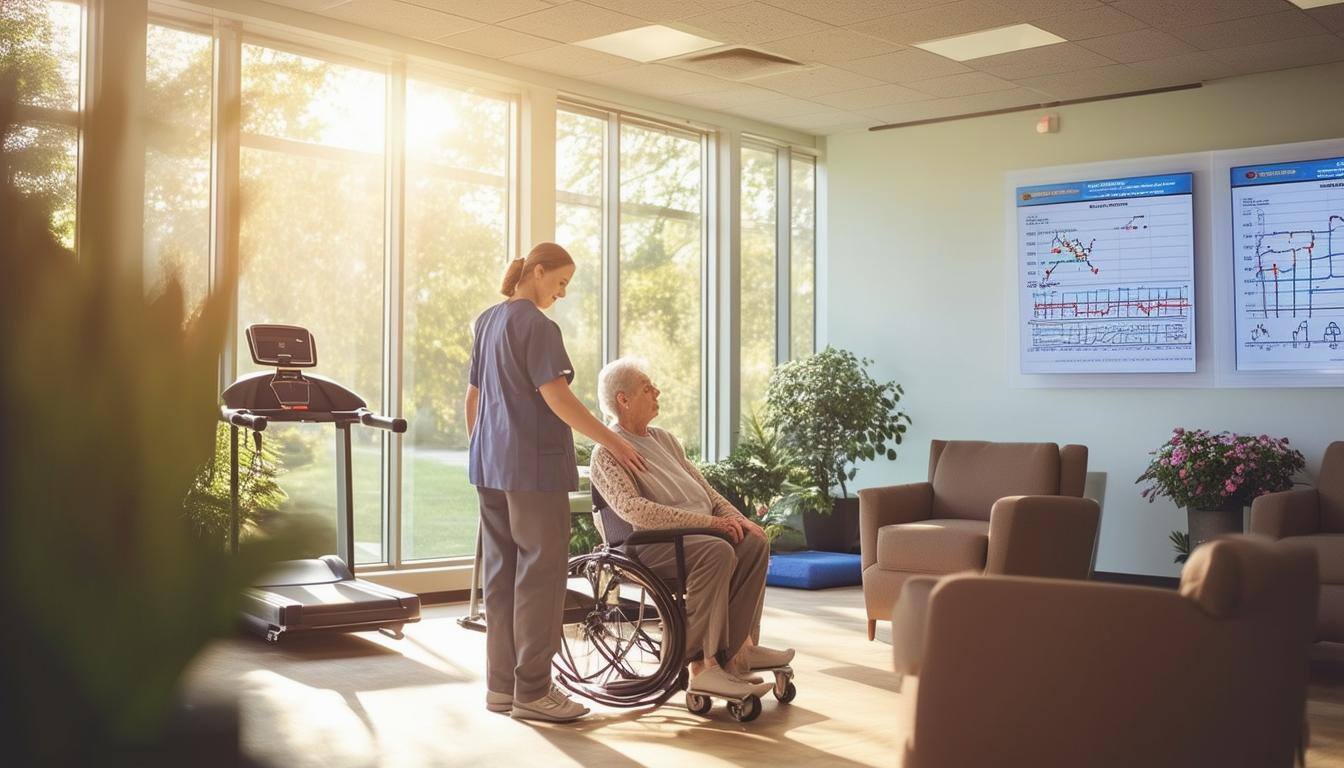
[{"left": 597, "top": 357, "right": 651, "bottom": 421}]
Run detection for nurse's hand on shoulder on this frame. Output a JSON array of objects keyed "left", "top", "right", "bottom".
[{"left": 607, "top": 435, "right": 648, "bottom": 473}]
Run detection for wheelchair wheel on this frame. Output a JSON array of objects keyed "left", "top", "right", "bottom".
[
  {"left": 554, "top": 549, "right": 687, "bottom": 709},
  {"left": 774, "top": 681, "right": 797, "bottom": 704},
  {"left": 685, "top": 692, "right": 713, "bottom": 715},
  {"left": 727, "top": 695, "right": 761, "bottom": 723}
]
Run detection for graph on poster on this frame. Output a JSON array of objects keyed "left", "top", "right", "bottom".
[
  {"left": 1231, "top": 156, "right": 1344, "bottom": 372},
  {"left": 1017, "top": 173, "right": 1195, "bottom": 373}
]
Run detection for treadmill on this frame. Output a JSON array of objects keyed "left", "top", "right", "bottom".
[{"left": 220, "top": 323, "right": 421, "bottom": 643}]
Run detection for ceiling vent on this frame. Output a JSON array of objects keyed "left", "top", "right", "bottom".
[{"left": 665, "top": 47, "right": 806, "bottom": 81}]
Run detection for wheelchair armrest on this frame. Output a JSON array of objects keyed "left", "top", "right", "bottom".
[{"left": 622, "top": 527, "right": 732, "bottom": 547}]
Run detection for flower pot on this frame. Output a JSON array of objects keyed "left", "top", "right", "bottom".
[
  {"left": 802, "top": 496, "right": 861, "bottom": 554},
  {"left": 1186, "top": 502, "right": 1244, "bottom": 550}
]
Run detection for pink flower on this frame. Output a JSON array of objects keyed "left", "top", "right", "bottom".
[{"left": 1179, "top": 469, "right": 1187, "bottom": 479}]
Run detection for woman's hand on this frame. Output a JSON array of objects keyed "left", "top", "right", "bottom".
[
  {"left": 710, "top": 515, "right": 744, "bottom": 544},
  {"left": 605, "top": 435, "right": 648, "bottom": 473},
  {"left": 742, "top": 516, "right": 767, "bottom": 541}
]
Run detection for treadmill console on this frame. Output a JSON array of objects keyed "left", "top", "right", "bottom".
[{"left": 247, "top": 324, "right": 316, "bottom": 410}]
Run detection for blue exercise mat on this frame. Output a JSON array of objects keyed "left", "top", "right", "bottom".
[{"left": 767, "top": 550, "right": 862, "bottom": 590}]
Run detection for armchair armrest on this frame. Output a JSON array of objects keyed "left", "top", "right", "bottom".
[
  {"left": 1250, "top": 488, "right": 1320, "bottom": 539},
  {"left": 621, "top": 527, "right": 731, "bottom": 547},
  {"left": 859, "top": 482, "right": 934, "bottom": 571},
  {"left": 984, "top": 495, "right": 1101, "bottom": 579}
]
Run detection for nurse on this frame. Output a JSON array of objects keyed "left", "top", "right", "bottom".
[{"left": 465, "top": 241, "right": 646, "bottom": 723}]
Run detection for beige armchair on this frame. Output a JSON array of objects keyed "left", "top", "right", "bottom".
[
  {"left": 1250, "top": 441, "right": 1344, "bottom": 646},
  {"left": 891, "top": 536, "right": 1318, "bottom": 768},
  {"left": 859, "top": 440, "right": 1099, "bottom": 640}
]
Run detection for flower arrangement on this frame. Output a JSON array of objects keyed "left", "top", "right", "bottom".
[{"left": 1136, "top": 427, "right": 1305, "bottom": 510}]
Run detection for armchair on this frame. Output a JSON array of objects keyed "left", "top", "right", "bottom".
[
  {"left": 892, "top": 535, "right": 1317, "bottom": 768},
  {"left": 859, "top": 440, "right": 1099, "bottom": 640},
  {"left": 1250, "top": 441, "right": 1344, "bottom": 645}
]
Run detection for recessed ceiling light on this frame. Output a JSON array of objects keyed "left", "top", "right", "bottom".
[
  {"left": 575, "top": 25, "right": 721, "bottom": 63},
  {"left": 1286, "top": 0, "right": 1343, "bottom": 8},
  {"left": 914, "top": 23, "right": 1066, "bottom": 62}
]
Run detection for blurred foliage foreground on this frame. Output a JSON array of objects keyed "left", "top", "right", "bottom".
[{"left": 0, "top": 74, "right": 308, "bottom": 764}]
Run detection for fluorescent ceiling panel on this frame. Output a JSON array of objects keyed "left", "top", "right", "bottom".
[
  {"left": 915, "top": 24, "right": 1066, "bottom": 62},
  {"left": 575, "top": 25, "right": 721, "bottom": 63}
]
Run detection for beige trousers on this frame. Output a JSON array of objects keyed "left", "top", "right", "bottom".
[{"left": 633, "top": 532, "right": 768, "bottom": 665}]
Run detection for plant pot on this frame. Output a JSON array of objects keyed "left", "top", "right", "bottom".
[
  {"left": 802, "top": 496, "right": 861, "bottom": 554},
  {"left": 1186, "top": 502, "right": 1244, "bottom": 550}
]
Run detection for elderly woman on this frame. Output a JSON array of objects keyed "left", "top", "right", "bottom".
[{"left": 589, "top": 357, "right": 795, "bottom": 699}]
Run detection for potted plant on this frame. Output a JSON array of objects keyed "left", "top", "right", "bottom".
[
  {"left": 1137, "top": 427, "right": 1305, "bottom": 558},
  {"left": 765, "top": 347, "right": 911, "bottom": 553},
  {"left": 183, "top": 424, "right": 288, "bottom": 548},
  {"left": 698, "top": 410, "right": 803, "bottom": 551}
]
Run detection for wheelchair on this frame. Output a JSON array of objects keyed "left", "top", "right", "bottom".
[{"left": 552, "top": 488, "right": 797, "bottom": 723}]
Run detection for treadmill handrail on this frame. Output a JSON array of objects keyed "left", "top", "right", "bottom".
[{"left": 220, "top": 407, "right": 268, "bottom": 431}]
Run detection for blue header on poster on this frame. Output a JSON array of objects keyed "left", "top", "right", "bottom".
[
  {"left": 1016, "top": 173, "right": 1192, "bottom": 207},
  {"left": 1231, "top": 156, "right": 1344, "bottom": 188}
]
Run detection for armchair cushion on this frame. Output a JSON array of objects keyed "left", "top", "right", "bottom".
[
  {"left": 877, "top": 519, "right": 988, "bottom": 573},
  {"left": 930, "top": 441, "right": 1063, "bottom": 521},
  {"left": 1281, "top": 534, "right": 1344, "bottom": 584}
]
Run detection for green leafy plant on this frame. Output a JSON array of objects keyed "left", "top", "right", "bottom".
[
  {"left": 1136, "top": 427, "right": 1305, "bottom": 510},
  {"left": 182, "top": 424, "right": 288, "bottom": 547},
  {"left": 698, "top": 409, "right": 804, "bottom": 546},
  {"left": 0, "top": 71, "right": 307, "bottom": 763},
  {"left": 1169, "top": 530, "right": 1191, "bottom": 565},
  {"left": 765, "top": 347, "right": 911, "bottom": 514}
]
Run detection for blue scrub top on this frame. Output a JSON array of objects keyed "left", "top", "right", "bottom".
[{"left": 467, "top": 299, "right": 580, "bottom": 493}]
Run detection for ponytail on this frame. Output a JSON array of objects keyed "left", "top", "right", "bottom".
[
  {"left": 499, "top": 242, "right": 575, "bottom": 298},
  {"left": 499, "top": 257, "right": 526, "bottom": 297}
]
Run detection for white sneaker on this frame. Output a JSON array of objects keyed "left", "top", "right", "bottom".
[
  {"left": 486, "top": 690, "right": 511, "bottom": 713},
  {"left": 688, "top": 666, "right": 773, "bottom": 698},
  {"left": 747, "top": 645, "right": 795, "bottom": 670},
  {"left": 510, "top": 684, "right": 590, "bottom": 723}
]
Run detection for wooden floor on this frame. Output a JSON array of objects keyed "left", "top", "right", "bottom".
[{"left": 184, "top": 586, "right": 1344, "bottom": 767}]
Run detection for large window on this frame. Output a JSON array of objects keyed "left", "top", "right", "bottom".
[
  {"left": 236, "top": 43, "right": 387, "bottom": 564},
  {"left": 739, "top": 144, "right": 777, "bottom": 417},
  {"left": 401, "top": 78, "right": 513, "bottom": 561},
  {"left": 552, "top": 109, "right": 605, "bottom": 419},
  {"left": 791, "top": 155, "right": 816, "bottom": 359},
  {"left": 143, "top": 22, "right": 213, "bottom": 309},
  {"left": 619, "top": 122, "right": 705, "bottom": 455},
  {"left": 2, "top": 0, "right": 81, "bottom": 249}
]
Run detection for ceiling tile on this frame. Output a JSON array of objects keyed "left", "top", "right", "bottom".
[
  {"left": 967, "top": 41, "right": 1115, "bottom": 79},
  {"left": 407, "top": 0, "right": 551, "bottom": 23},
  {"left": 265, "top": 0, "right": 345, "bottom": 11},
  {"left": 763, "top": 29, "right": 903, "bottom": 65},
  {"left": 438, "top": 25, "right": 553, "bottom": 57},
  {"left": 725, "top": 96, "right": 832, "bottom": 119},
  {"left": 583, "top": 63, "right": 733, "bottom": 95},
  {"left": 1308, "top": 6, "right": 1344, "bottom": 33},
  {"left": 675, "top": 84, "right": 781, "bottom": 109},
  {"left": 1033, "top": 6, "right": 1148, "bottom": 41},
  {"left": 775, "top": 109, "right": 872, "bottom": 134},
  {"left": 906, "top": 70, "right": 1019, "bottom": 96},
  {"left": 993, "top": 0, "right": 1104, "bottom": 19},
  {"left": 680, "top": 1, "right": 830, "bottom": 44},
  {"left": 579, "top": 0, "right": 722, "bottom": 22},
  {"left": 863, "top": 86, "right": 1048, "bottom": 124},
  {"left": 860, "top": 0, "right": 1025, "bottom": 46},
  {"left": 502, "top": 43, "right": 635, "bottom": 76},
  {"left": 761, "top": 0, "right": 949, "bottom": 26},
  {"left": 1170, "top": 10, "right": 1328, "bottom": 50},
  {"left": 499, "top": 1, "right": 646, "bottom": 44},
  {"left": 323, "top": 0, "right": 481, "bottom": 40},
  {"left": 811, "top": 83, "right": 930, "bottom": 109},
  {"left": 1077, "top": 28, "right": 1197, "bottom": 63},
  {"left": 1210, "top": 34, "right": 1344, "bottom": 76},
  {"left": 839, "top": 48, "right": 974, "bottom": 82},
  {"left": 1016, "top": 63, "right": 1163, "bottom": 99},
  {"left": 751, "top": 65, "right": 886, "bottom": 97},
  {"left": 1124, "top": 50, "right": 1245, "bottom": 83},
  {"left": 1107, "top": 0, "right": 1297, "bottom": 29}
]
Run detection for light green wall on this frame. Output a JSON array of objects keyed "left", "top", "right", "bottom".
[{"left": 825, "top": 62, "right": 1344, "bottom": 576}]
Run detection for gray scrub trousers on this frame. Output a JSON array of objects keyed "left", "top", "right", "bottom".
[{"left": 468, "top": 300, "right": 580, "bottom": 703}]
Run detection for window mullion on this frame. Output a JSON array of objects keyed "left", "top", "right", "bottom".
[
  {"left": 211, "top": 20, "right": 242, "bottom": 390},
  {"left": 775, "top": 149, "right": 791, "bottom": 365},
  {"left": 603, "top": 113, "right": 620, "bottom": 365},
  {"left": 383, "top": 63, "right": 406, "bottom": 570}
]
